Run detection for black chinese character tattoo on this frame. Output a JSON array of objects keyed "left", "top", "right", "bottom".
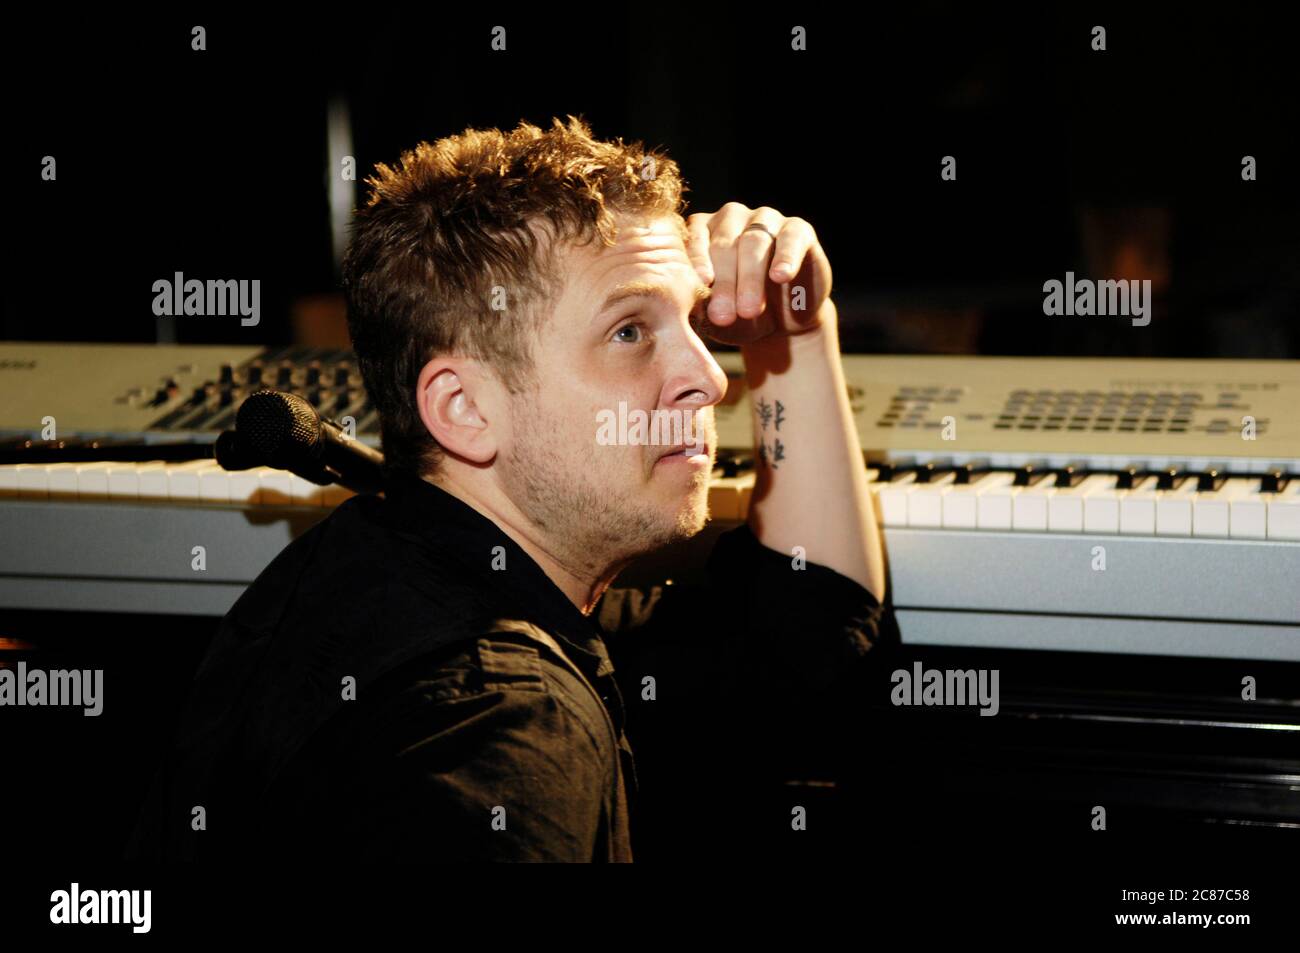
[{"left": 756, "top": 397, "right": 788, "bottom": 469}]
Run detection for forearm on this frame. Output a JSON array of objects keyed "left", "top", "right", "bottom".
[{"left": 740, "top": 299, "right": 886, "bottom": 601}]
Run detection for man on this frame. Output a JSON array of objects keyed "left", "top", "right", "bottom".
[{"left": 126, "top": 115, "right": 894, "bottom": 862}]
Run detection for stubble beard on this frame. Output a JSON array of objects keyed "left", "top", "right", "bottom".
[{"left": 501, "top": 407, "right": 712, "bottom": 577}]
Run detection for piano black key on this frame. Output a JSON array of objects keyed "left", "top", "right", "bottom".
[
  {"left": 1196, "top": 469, "right": 1226, "bottom": 492},
  {"left": 952, "top": 461, "right": 991, "bottom": 485},
  {"left": 0, "top": 440, "right": 212, "bottom": 464},
  {"left": 1155, "top": 467, "right": 1186, "bottom": 491},
  {"left": 1260, "top": 469, "right": 1288, "bottom": 493},
  {"left": 873, "top": 457, "right": 915, "bottom": 482},
  {"left": 1012, "top": 464, "right": 1049, "bottom": 487},
  {"left": 914, "top": 461, "right": 944, "bottom": 483},
  {"left": 1114, "top": 465, "right": 1143, "bottom": 490},
  {"left": 1053, "top": 464, "right": 1086, "bottom": 488}
]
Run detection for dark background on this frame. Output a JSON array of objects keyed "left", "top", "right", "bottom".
[
  {"left": 1, "top": 2, "right": 1297, "bottom": 917},
  {"left": 8, "top": 4, "right": 1298, "bottom": 357}
]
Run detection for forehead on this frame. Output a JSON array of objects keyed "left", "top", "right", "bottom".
[{"left": 555, "top": 214, "right": 706, "bottom": 312}]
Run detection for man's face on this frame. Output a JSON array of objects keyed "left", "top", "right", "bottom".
[{"left": 496, "top": 214, "right": 728, "bottom": 573}]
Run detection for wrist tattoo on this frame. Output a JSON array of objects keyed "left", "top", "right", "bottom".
[{"left": 755, "top": 396, "right": 787, "bottom": 468}]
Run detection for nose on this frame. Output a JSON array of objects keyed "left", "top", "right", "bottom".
[{"left": 657, "top": 327, "right": 728, "bottom": 413}]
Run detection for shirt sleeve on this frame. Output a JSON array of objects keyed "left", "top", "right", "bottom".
[
  {"left": 594, "top": 523, "right": 899, "bottom": 819},
  {"left": 320, "top": 641, "right": 613, "bottom": 862},
  {"left": 597, "top": 521, "right": 900, "bottom": 713}
]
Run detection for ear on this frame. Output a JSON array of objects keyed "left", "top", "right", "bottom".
[{"left": 414, "top": 356, "right": 501, "bottom": 465}]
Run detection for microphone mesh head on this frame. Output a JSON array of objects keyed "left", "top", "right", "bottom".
[{"left": 236, "top": 390, "right": 321, "bottom": 466}]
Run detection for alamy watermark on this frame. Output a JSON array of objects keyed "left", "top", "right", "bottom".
[
  {"left": 1043, "top": 271, "right": 1151, "bottom": 327},
  {"left": 50, "top": 883, "right": 150, "bottom": 933},
  {"left": 152, "top": 272, "right": 260, "bottom": 326},
  {"left": 891, "top": 662, "right": 1000, "bottom": 716},
  {"left": 0, "top": 662, "right": 103, "bottom": 715},
  {"left": 596, "top": 402, "right": 706, "bottom": 447}
]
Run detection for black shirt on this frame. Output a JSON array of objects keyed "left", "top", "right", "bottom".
[{"left": 125, "top": 472, "right": 895, "bottom": 862}]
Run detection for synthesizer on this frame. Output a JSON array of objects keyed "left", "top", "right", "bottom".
[
  {"left": 1, "top": 343, "right": 1297, "bottom": 660},
  {"left": 5, "top": 342, "right": 1298, "bottom": 830}
]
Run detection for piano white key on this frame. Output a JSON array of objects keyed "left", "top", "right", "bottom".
[
  {"left": 167, "top": 459, "right": 217, "bottom": 500},
  {"left": 1155, "top": 480, "right": 1196, "bottom": 536},
  {"left": 877, "top": 473, "right": 917, "bottom": 528},
  {"left": 228, "top": 469, "right": 263, "bottom": 505},
  {"left": 941, "top": 473, "right": 998, "bottom": 530},
  {"left": 46, "top": 462, "right": 82, "bottom": 497},
  {"left": 941, "top": 472, "right": 1013, "bottom": 529},
  {"left": 16, "top": 463, "right": 55, "bottom": 498},
  {"left": 1082, "top": 476, "right": 1122, "bottom": 534},
  {"left": 22, "top": 460, "right": 85, "bottom": 499},
  {"left": 197, "top": 462, "right": 234, "bottom": 503},
  {"left": 1119, "top": 477, "right": 1159, "bottom": 535},
  {"left": 938, "top": 487, "right": 974, "bottom": 529},
  {"left": 977, "top": 473, "right": 1045, "bottom": 530},
  {"left": 1227, "top": 480, "right": 1268, "bottom": 539},
  {"left": 290, "top": 473, "right": 325, "bottom": 506},
  {"left": 106, "top": 464, "right": 142, "bottom": 499},
  {"left": 907, "top": 473, "right": 956, "bottom": 528},
  {"left": 137, "top": 462, "right": 172, "bottom": 501},
  {"left": 977, "top": 476, "right": 1017, "bottom": 531},
  {"left": 1267, "top": 480, "right": 1300, "bottom": 541},
  {"left": 76, "top": 463, "right": 112, "bottom": 501},
  {"left": 1190, "top": 479, "right": 1233, "bottom": 538},
  {"left": 258, "top": 468, "right": 295, "bottom": 505},
  {"left": 1012, "top": 482, "right": 1051, "bottom": 532},
  {"left": 1047, "top": 474, "right": 1112, "bottom": 533}
]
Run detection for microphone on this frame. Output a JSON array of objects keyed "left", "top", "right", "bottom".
[{"left": 223, "top": 390, "right": 386, "bottom": 495}]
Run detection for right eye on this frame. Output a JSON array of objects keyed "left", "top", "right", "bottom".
[{"left": 612, "top": 321, "right": 646, "bottom": 344}]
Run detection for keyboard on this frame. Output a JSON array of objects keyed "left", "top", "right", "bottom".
[
  {"left": 1, "top": 343, "right": 1297, "bottom": 661},
  {"left": 7, "top": 342, "right": 1296, "bottom": 833}
]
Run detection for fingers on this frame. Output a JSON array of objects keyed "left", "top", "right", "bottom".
[
  {"left": 734, "top": 209, "right": 784, "bottom": 318},
  {"left": 694, "top": 204, "right": 823, "bottom": 328},
  {"left": 685, "top": 213, "right": 715, "bottom": 286},
  {"left": 704, "top": 204, "right": 746, "bottom": 326},
  {"left": 769, "top": 217, "right": 815, "bottom": 287}
]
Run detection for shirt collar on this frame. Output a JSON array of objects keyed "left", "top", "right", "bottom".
[{"left": 382, "top": 472, "right": 615, "bottom": 679}]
